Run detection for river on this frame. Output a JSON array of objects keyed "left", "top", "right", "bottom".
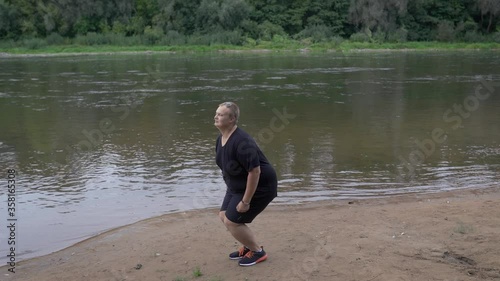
[{"left": 0, "top": 51, "right": 499, "bottom": 262}]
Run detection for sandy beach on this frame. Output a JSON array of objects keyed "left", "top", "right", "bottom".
[{"left": 3, "top": 187, "right": 500, "bottom": 281}]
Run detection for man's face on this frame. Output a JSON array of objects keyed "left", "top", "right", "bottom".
[{"left": 214, "top": 106, "right": 234, "bottom": 129}]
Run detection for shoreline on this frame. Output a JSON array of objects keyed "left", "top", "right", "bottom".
[
  {"left": 1, "top": 43, "right": 499, "bottom": 58},
  {"left": 3, "top": 187, "right": 499, "bottom": 281},
  {"left": 0, "top": 48, "right": 497, "bottom": 59}
]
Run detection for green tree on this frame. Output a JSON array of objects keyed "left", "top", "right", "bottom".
[
  {"left": 13, "top": 0, "right": 45, "bottom": 37},
  {"left": 302, "top": 0, "right": 351, "bottom": 36},
  {"left": 428, "top": 0, "right": 476, "bottom": 23},
  {"left": 477, "top": 0, "right": 500, "bottom": 32},
  {"left": 135, "top": 0, "right": 158, "bottom": 27},
  {"left": 248, "top": 0, "right": 289, "bottom": 32},
  {"left": 348, "top": 0, "right": 408, "bottom": 36},
  {"left": 401, "top": 0, "right": 434, "bottom": 41},
  {"left": 0, "top": 0, "right": 497, "bottom": 44},
  {"left": 45, "top": 0, "right": 80, "bottom": 37},
  {"left": 0, "top": 0, "right": 20, "bottom": 39},
  {"left": 123, "top": 0, "right": 155, "bottom": 35},
  {"left": 196, "top": 0, "right": 221, "bottom": 33},
  {"left": 257, "top": 20, "right": 287, "bottom": 40},
  {"left": 155, "top": 0, "right": 200, "bottom": 35},
  {"left": 57, "top": 0, "right": 133, "bottom": 35},
  {"left": 283, "top": 0, "right": 309, "bottom": 35},
  {"left": 400, "top": 0, "right": 477, "bottom": 41},
  {"left": 219, "top": 0, "right": 251, "bottom": 30}
]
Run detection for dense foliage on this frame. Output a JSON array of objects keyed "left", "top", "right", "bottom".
[{"left": 0, "top": 0, "right": 499, "bottom": 47}]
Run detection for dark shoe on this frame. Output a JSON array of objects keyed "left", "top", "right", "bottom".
[
  {"left": 238, "top": 247, "right": 267, "bottom": 266},
  {"left": 229, "top": 246, "right": 250, "bottom": 260}
]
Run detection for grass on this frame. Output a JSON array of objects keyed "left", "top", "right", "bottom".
[
  {"left": 0, "top": 40, "right": 498, "bottom": 56},
  {"left": 171, "top": 266, "right": 206, "bottom": 281},
  {"left": 192, "top": 267, "right": 203, "bottom": 278},
  {"left": 454, "top": 221, "right": 474, "bottom": 234}
]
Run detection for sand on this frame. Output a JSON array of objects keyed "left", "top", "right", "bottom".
[{"left": 3, "top": 187, "right": 500, "bottom": 281}]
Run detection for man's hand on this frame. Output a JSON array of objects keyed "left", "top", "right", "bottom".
[{"left": 237, "top": 201, "right": 250, "bottom": 213}]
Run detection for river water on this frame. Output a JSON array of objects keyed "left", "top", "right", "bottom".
[{"left": 0, "top": 51, "right": 499, "bottom": 262}]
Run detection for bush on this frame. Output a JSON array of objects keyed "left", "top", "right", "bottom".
[
  {"left": 490, "top": 32, "right": 500, "bottom": 43},
  {"left": 461, "top": 21, "right": 478, "bottom": 33},
  {"left": 73, "top": 33, "right": 150, "bottom": 46},
  {"left": 330, "top": 36, "right": 344, "bottom": 47},
  {"left": 240, "top": 19, "right": 259, "bottom": 39},
  {"left": 257, "top": 20, "right": 286, "bottom": 41},
  {"left": 463, "top": 31, "right": 486, "bottom": 42},
  {"left": 74, "top": 32, "right": 110, "bottom": 45},
  {"left": 436, "top": 21, "right": 455, "bottom": 42},
  {"left": 143, "top": 26, "right": 164, "bottom": 45},
  {"left": 387, "top": 28, "right": 408, "bottom": 43},
  {"left": 211, "top": 30, "right": 243, "bottom": 45},
  {"left": 371, "top": 26, "right": 408, "bottom": 43},
  {"left": 187, "top": 34, "right": 212, "bottom": 45},
  {"left": 74, "top": 18, "right": 94, "bottom": 36},
  {"left": 73, "top": 32, "right": 143, "bottom": 46},
  {"left": 46, "top": 32, "right": 65, "bottom": 45},
  {"left": 372, "top": 29, "right": 386, "bottom": 43},
  {"left": 455, "top": 20, "right": 479, "bottom": 41},
  {"left": 243, "top": 37, "right": 257, "bottom": 46},
  {"left": 127, "top": 35, "right": 144, "bottom": 45},
  {"left": 21, "top": 38, "right": 47, "bottom": 49},
  {"left": 112, "top": 21, "right": 127, "bottom": 35},
  {"left": 349, "top": 32, "right": 370, "bottom": 42},
  {"left": 272, "top": 34, "right": 290, "bottom": 44},
  {"left": 294, "top": 25, "right": 334, "bottom": 43},
  {"left": 109, "top": 33, "right": 141, "bottom": 45},
  {"left": 186, "top": 30, "right": 243, "bottom": 45},
  {"left": 159, "top": 30, "right": 186, "bottom": 45},
  {"left": 0, "top": 39, "right": 16, "bottom": 48}
]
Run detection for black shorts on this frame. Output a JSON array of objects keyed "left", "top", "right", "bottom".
[{"left": 220, "top": 188, "right": 276, "bottom": 224}]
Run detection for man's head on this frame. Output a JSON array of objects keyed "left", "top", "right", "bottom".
[{"left": 214, "top": 101, "right": 240, "bottom": 129}]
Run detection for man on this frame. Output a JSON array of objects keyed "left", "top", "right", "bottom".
[{"left": 214, "top": 101, "right": 278, "bottom": 266}]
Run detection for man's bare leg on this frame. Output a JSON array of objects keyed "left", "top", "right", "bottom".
[{"left": 219, "top": 211, "right": 260, "bottom": 251}]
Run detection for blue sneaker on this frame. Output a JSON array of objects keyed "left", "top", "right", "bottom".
[
  {"left": 229, "top": 246, "right": 250, "bottom": 260},
  {"left": 238, "top": 247, "right": 267, "bottom": 266}
]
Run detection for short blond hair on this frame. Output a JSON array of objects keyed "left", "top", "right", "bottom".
[{"left": 219, "top": 101, "right": 240, "bottom": 123}]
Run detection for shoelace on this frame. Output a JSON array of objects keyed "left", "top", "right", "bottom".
[
  {"left": 243, "top": 251, "right": 254, "bottom": 258},
  {"left": 238, "top": 247, "right": 247, "bottom": 256}
]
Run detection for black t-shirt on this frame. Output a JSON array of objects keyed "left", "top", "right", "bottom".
[{"left": 216, "top": 128, "right": 277, "bottom": 194}]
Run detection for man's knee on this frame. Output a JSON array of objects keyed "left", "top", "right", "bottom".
[
  {"left": 223, "top": 217, "right": 242, "bottom": 229},
  {"left": 219, "top": 211, "right": 243, "bottom": 228},
  {"left": 218, "top": 211, "right": 225, "bottom": 223}
]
